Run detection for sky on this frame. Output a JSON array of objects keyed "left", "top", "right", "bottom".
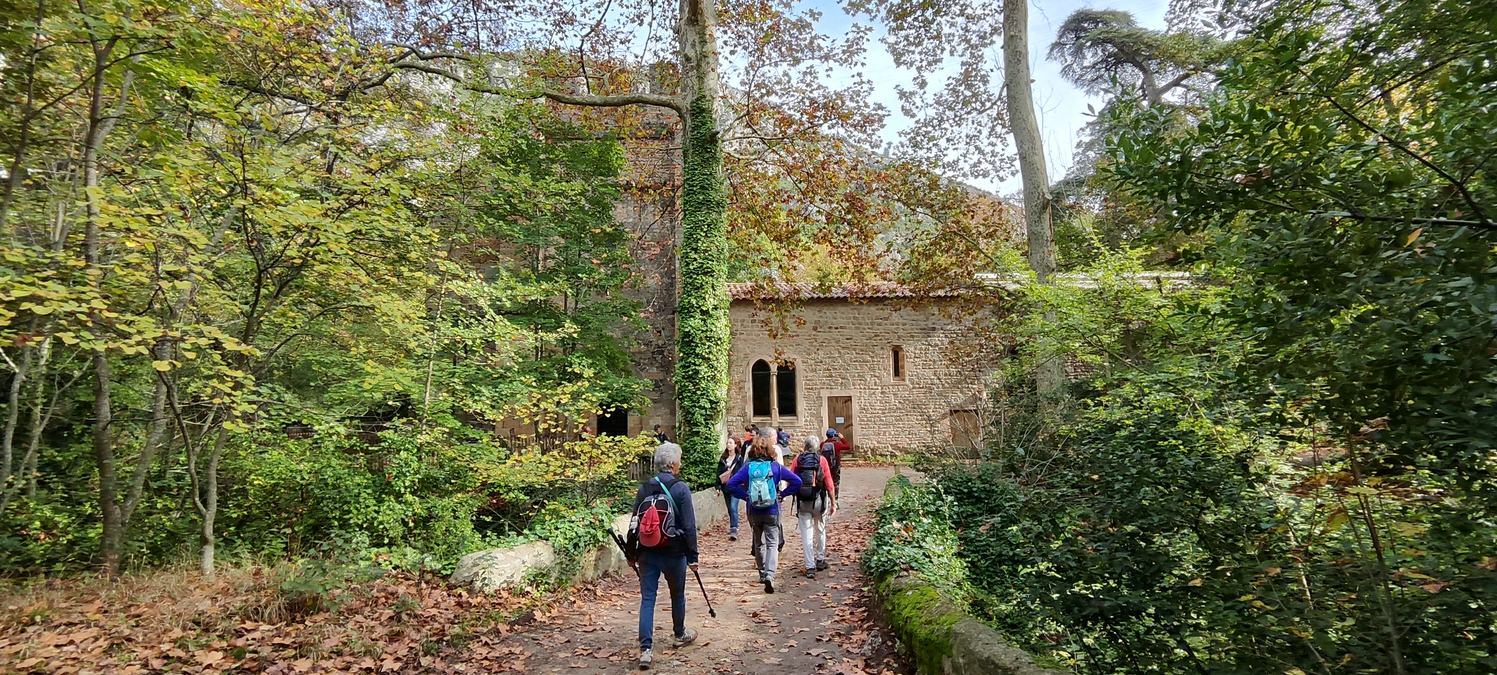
[{"left": 803, "top": 0, "right": 1170, "bottom": 195}]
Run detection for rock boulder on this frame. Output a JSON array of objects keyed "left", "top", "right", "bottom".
[{"left": 451, "top": 541, "right": 557, "bottom": 594}]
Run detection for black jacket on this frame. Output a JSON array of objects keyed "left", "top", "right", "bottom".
[
  {"left": 716, "top": 450, "right": 745, "bottom": 491},
  {"left": 629, "top": 471, "right": 699, "bottom": 564}
]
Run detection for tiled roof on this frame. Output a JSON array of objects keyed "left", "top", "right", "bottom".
[
  {"left": 726, "top": 282, "right": 966, "bottom": 301},
  {"left": 726, "top": 273, "right": 1196, "bottom": 302}
]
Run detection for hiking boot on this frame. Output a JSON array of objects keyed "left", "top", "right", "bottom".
[
  {"left": 805, "top": 569, "right": 816, "bottom": 579},
  {"left": 728, "top": 529, "right": 738, "bottom": 541},
  {"left": 815, "top": 559, "right": 828, "bottom": 571},
  {"left": 673, "top": 627, "right": 697, "bottom": 648},
  {"left": 638, "top": 648, "right": 652, "bottom": 670},
  {"left": 764, "top": 576, "right": 776, "bottom": 594}
]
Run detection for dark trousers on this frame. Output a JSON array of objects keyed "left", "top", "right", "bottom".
[{"left": 637, "top": 550, "right": 688, "bottom": 649}]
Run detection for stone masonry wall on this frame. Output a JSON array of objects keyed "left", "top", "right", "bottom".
[
  {"left": 614, "top": 106, "right": 681, "bottom": 436},
  {"left": 727, "top": 298, "right": 1000, "bottom": 455}
]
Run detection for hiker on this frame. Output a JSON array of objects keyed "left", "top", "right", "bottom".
[
  {"left": 626, "top": 441, "right": 698, "bottom": 669},
  {"left": 791, "top": 435, "right": 837, "bottom": 578},
  {"left": 652, "top": 424, "right": 670, "bottom": 444},
  {"left": 717, "top": 435, "right": 746, "bottom": 540},
  {"left": 772, "top": 428, "right": 788, "bottom": 465},
  {"left": 725, "top": 432, "right": 802, "bottom": 593},
  {"left": 823, "top": 428, "right": 850, "bottom": 498}
]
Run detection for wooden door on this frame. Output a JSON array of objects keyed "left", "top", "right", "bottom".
[{"left": 827, "top": 396, "right": 854, "bottom": 449}]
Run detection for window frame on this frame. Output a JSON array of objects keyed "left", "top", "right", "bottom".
[
  {"left": 745, "top": 356, "right": 800, "bottom": 422},
  {"left": 751, "top": 359, "right": 773, "bottom": 418}
]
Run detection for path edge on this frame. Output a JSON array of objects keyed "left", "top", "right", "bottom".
[{"left": 869, "top": 475, "right": 1068, "bottom": 675}]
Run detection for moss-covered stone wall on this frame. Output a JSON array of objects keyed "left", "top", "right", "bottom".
[{"left": 869, "top": 476, "right": 1067, "bottom": 675}]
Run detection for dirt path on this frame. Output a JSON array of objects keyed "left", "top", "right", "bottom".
[{"left": 495, "top": 466, "right": 908, "bottom": 674}]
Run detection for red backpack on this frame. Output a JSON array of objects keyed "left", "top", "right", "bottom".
[{"left": 630, "top": 477, "right": 681, "bottom": 549}]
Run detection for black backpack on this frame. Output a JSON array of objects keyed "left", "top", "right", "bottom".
[
  {"left": 820, "top": 441, "right": 840, "bottom": 471},
  {"left": 796, "top": 451, "right": 823, "bottom": 500}
]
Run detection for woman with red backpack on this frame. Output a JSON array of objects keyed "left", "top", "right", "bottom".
[{"left": 626, "top": 442, "right": 699, "bottom": 669}]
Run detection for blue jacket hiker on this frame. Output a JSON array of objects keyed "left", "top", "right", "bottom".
[
  {"left": 626, "top": 442, "right": 698, "bottom": 670},
  {"left": 725, "top": 433, "right": 803, "bottom": 593}
]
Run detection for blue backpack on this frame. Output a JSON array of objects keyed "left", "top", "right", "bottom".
[{"left": 747, "top": 460, "right": 776, "bottom": 508}]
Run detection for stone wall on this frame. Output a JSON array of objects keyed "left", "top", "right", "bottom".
[
  {"left": 726, "top": 298, "right": 1000, "bottom": 454},
  {"left": 873, "top": 476, "right": 1067, "bottom": 675},
  {"left": 614, "top": 107, "right": 682, "bottom": 436}
]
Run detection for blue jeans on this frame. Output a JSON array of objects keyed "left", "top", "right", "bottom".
[
  {"left": 637, "top": 551, "right": 688, "bottom": 649},
  {"left": 722, "top": 490, "right": 741, "bottom": 531}
]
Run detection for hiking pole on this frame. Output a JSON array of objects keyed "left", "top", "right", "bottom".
[
  {"left": 690, "top": 566, "right": 717, "bottom": 618},
  {"left": 610, "top": 531, "right": 640, "bottom": 577}
]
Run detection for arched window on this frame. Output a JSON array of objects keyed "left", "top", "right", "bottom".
[
  {"left": 751, "top": 360, "right": 772, "bottom": 417},
  {"left": 776, "top": 363, "right": 797, "bottom": 417}
]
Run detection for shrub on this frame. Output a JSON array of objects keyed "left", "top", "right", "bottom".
[
  {"left": 222, "top": 426, "right": 496, "bottom": 572},
  {"left": 864, "top": 475, "right": 971, "bottom": 603},
  {"left": 943, "top": 358, "right": 1497, "bottom": 673}
]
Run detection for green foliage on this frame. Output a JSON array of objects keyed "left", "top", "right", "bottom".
[
  {"left": 938, "top": 3, "right": 1496, "bottom": 671},
  {"left": 520, "top": 497, "right": 620, "bottom": 589},
  {"left": 674, "top": 95, "right": 731, "bottom": 488},
  {"left": 864, "top": 476, "right": 971, "bottom": 603},
  {"left": 0, "top": 0, "right": 651, "bottom": 576},
  {"left": 222, "top": 428, "right": 494, "bottom": 573}
]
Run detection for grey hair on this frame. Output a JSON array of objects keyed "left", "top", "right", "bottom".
[
  {"left": 653, "top": 441, "right": 683, "bottom": 472},
  {"left": 803, "top": 435, "right": 821, "bottom": 452}
]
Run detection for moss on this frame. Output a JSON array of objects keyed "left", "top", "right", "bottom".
[
  {"left": 674, "top": 94, "right": 730, "bottom": 487},
  {"left": 880, "top": 575, "right": 965, "bottom": 674}
]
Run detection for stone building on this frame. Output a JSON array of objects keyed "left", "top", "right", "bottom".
[
  {"left": 593, "top": 83, "right": 1022, "bottom": 449},
  {"left": 723, "top": 282, "right": 999, "bottom": 454}
]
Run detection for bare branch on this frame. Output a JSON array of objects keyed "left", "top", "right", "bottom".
[{"left": 391, "top": 57, "right": 684, "bottom": 115}]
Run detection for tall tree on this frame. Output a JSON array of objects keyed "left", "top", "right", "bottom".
[
  {"left": 376, "top": 0, "right": 886, "bottom": 479},
  {"left": 1001, "top": 0, "right": 1061, "bottom": 396},
  {"left": 849, "top": 0, "right": 1064, "bottom": 395},
  {"left": 1050, "top": 9, "right": 1217, "bottom": 107}
]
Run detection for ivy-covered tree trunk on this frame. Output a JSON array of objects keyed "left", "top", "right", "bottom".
[{"left": 673, "top": 0, "right": 730, "bottom": 483}]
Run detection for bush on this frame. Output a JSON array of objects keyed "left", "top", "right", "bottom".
[
  {"left": 864, "top": 475, "right": 971, "bottom": 603},
  {"left": 942, "top": 358, "right": 1497, "bottom": 673},
  {"left": 220, "top": 424, "right": 647, "bottom": 575},
  {"left": 222, "top": 426, "right": 497, "bottom": 572}
]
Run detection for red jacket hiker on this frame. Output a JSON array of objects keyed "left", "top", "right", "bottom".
[{"left": 788, "top": 453, "right": 836, "bottom": 499}]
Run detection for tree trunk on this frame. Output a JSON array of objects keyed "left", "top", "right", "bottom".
[
  {"left": 198, "top": 426, "right": 227, "bottom": 576},
  {"left": 673, "top": 0, "right": 731, "bottom": 477},
  {"left": 81, "top": 40, "right": 132, "bottom": 575},
  {"left": 83, "top": 48, "right": 119, "bottom": 576},
  {"left": 1002, "top": 0, "right": 1064, "bottom": 397},
  {"left": 10, "top": 339, "right": 52, "bottom": 510},
  {"left": 0, "top": 0, "right": 47, "bottom": 238},
  {"left": 1, "top": 345, "right": 28, "bottom": 489}
]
